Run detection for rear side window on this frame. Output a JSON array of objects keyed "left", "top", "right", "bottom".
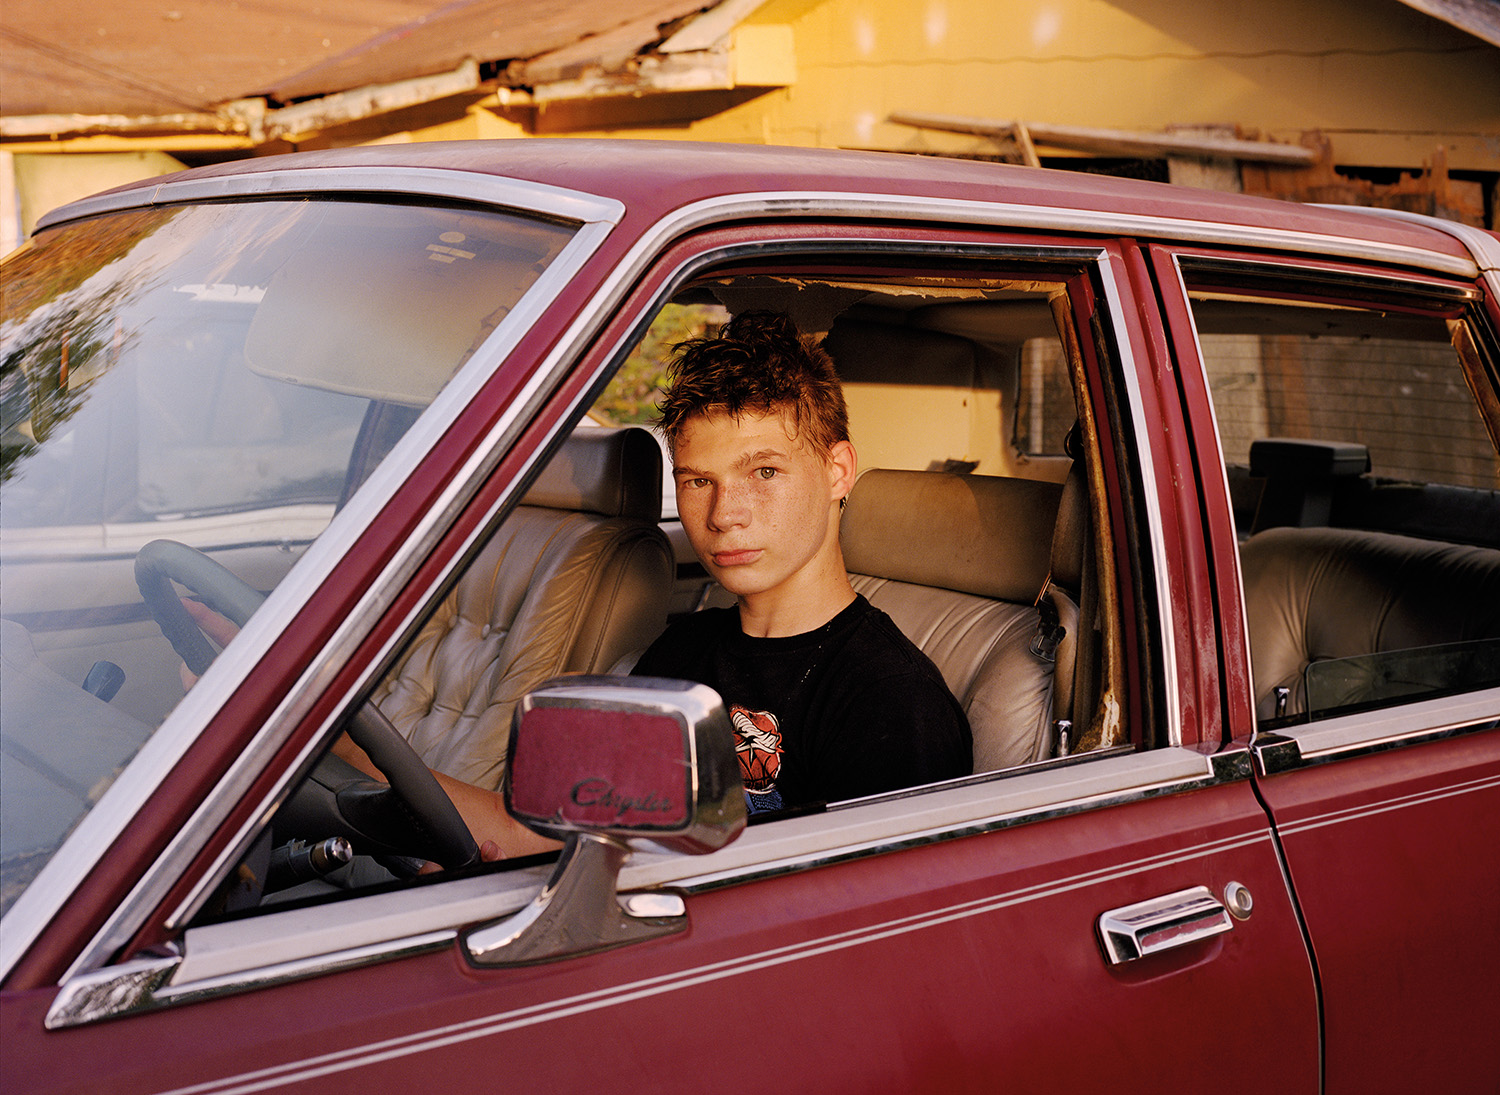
[
  {"left": 1196, "top": 309, "right": 1495, "bottom": 492},
  {"left": 1184, "top": 279, "right": 1500, "bottom": 725},
  {"left": 1014, "top": 336, "right": 1074, "bottom": 458}
]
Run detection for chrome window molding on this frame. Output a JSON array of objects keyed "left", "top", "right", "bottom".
[
  {"left": 35, "top": 165, "right": 625, "bottom": 233},
  {"left": 49, "top": 743, "right": 1240, "bottom": 1026},
  {"left": 1253, "top": 687, "right": 1500, "bottom": 775},
  {"left": 4, "top": 194, "right": 619, "bottom": 986},
  {"left": 48, "top": 932, "right": 457, "bottom": 1031},
  {"left": 641, "top": 745, "right": 1243, "bottom": 895},
  {"left": 1319, "top": 204, "right": 1500, "bottom": 300},
  {"left": 609, "top": 191, "right": 1479, "bottom": 281},
  {"left": 174, "top": 866, "right": 551, "bottom": 986}
]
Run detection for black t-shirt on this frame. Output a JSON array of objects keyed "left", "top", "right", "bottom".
[{"left": 633, "top": 595, "right": 972, "bottom": 813}]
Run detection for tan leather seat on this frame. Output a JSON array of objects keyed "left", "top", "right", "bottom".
[
  {"left": 841, "top": 469, "right": 1065, "bottom": 771},
  {"left": 1240, "top": 525, "right": 1500, "bottom": 720},
  {"left": 372, "top": 427, "right": 673, "bottom": 790}
]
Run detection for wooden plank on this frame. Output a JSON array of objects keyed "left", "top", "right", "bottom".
[{"left": 890, "top": 111, "right": 1318, "bottom": 166}]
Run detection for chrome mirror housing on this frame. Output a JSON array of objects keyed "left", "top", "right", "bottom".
[{"left": 467, "top": 675, "right": 746, "bottom": 966}]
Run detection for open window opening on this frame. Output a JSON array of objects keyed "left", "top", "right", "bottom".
[{"left": 192, "top": 254, "right": 1151, "bottom": 923}]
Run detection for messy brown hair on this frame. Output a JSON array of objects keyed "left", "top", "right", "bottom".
[{"left": 656, "top": 310, "right": 849, "bottom": 459}]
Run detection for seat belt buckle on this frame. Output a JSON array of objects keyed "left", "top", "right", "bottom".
[{"left": 1030, "top": 578, "right": 1064, "bottom": 663}]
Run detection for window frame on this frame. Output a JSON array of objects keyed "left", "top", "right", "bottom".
[{"left": 1153, "top": 243, "right": 1500, "bottom": 759}]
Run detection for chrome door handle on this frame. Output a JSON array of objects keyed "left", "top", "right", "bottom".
[{"left": 1096, "top": 885, "right": 1234, "bottom": 965}]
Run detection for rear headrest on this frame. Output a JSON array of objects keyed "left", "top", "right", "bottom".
[
  {"left": 825, "top": 319, "right": 978, "bottom": 385},
  {"left": 842, "top": 469, "right": 1062, "bottom": 603},
  {"left": 523, "top": 427, "right": 662, "bottom": 521}
]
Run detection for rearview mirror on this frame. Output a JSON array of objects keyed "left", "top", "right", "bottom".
[{"left": 467, "top": 676, "right": 745, "bottom": 966}]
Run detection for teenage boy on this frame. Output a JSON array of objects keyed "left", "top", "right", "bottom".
[{"left": 633, "top": 310, "right": 971, "bottom": 813}]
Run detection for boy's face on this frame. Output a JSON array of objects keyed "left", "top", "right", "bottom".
[{"left": 672, "top": 406, "right": 855, "bottom": 604}]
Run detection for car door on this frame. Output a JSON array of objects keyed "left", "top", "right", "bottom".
[
  {"left": 4, "top": 218, "right": 1321, "bottom": 1094},
  {"left": 1152, "top": 236, "right": 1500, "bottom": 1094}
]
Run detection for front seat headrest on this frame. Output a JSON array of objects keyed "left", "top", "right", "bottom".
[
  {"left": 842, "top": 469, "right": 1062, "bottom": 603},
  {"left": 522, "top": 427, "right": 663, "bottom": 521}
]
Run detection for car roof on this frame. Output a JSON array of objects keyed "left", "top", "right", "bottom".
[{"left": 46, "top": 137, "right": 1477, "bottom": 266}]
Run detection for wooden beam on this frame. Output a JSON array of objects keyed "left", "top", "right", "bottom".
[
  {"left": 1011, "top": 120, "right": 1041, "bottom": 168},
  {"left": 1, "top": 112, "right": 233, "bottom": 140},
  {"left": 890, "top": 112, "right": 1318, "bottom": 166}
]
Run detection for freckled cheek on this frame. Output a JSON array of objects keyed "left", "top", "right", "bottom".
[
  {"left": 743, "top": 481, "right": 776, "bottom": 505},
  {"left": 675, "top": 490, "right": 708, "bottom": 528}
]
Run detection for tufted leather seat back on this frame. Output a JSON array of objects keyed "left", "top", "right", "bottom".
[
  {"left": 841, "top": 469, "right": 1065, "bottom": 772},
  {"left": 1240, "top": 525, "right": 1500, "bottom": 721},
  {"left": 371, "top": 428, "right": 673, "bottom": 790}
]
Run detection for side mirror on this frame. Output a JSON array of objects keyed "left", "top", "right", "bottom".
[{"left": 466, "top": 676, "right": 745, "bottom": 966}]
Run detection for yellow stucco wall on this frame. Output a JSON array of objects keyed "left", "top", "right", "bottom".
[
  {"left": 512, "top": 0, "right": 1498, "bottom": 171},
  {"left": 6, "top": 0, "right": 1496, "bottom": 241},
  {"left": 10, "top": 151, "right": 187, "bottom": 237}
]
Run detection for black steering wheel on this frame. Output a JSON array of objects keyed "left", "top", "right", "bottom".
[{"left": 135, "top": 538, "right": 479, "bottom": 871}]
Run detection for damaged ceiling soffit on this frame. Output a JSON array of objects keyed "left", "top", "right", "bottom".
[{"left": 0, "top": 0, "right": 778, "bottom": 145}]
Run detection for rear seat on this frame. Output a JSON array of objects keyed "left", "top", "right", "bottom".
[
  {"left": 1239, "top": 525, "right": 1500, "bottom": 720},
  {"left": 840, "top": 468, "right": 1067, "bottom": 771}
]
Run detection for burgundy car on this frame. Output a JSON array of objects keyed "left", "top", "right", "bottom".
[{"left": 2, "top": 140, "right": 1497, "bottom": 1093}]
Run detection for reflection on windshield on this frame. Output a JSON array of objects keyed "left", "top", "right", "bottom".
[{"left": 0, "top": 197, "right": 576, "bottom": 916}]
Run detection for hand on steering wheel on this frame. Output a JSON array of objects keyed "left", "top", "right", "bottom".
[{"left": 135, "top": 538, "right": 479, "bottom": 871}]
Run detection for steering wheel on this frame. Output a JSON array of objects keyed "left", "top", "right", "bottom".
[
  {"left": 134, "top": 539, "right": 266, "bottom": 677},
  {"left": 135, "top": 538, "right": 479, "bottom": 871}
]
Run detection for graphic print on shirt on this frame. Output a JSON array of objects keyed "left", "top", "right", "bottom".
[{"left": 730, "top": 705, "right": 784, "bottom": 812}]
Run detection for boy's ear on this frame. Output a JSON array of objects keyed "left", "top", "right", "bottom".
[{"left": 826, "top": 439, "right": 858, "bottom": 499}]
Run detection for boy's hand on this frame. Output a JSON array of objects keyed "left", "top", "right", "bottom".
[{"left": 178, "top": 598, "right": 241, "bottom": 689}]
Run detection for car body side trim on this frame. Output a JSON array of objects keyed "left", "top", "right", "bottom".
[
  {"left": 1252, "top": 688, "right": 1500, "bottom": 776},
  {"left": 48, "top": 745, "right": 1250, "bottom": 1031},
  {"left": 133, "top": 824, "right": 1276, "bottom": 1094},
  {"left": 110, "top": 748, "right": 1229, "bottom": 1011},
  {"left": 1271, "top": 770, "right": 1500, "bottom": 839}
]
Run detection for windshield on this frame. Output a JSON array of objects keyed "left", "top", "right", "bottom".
[{"left": 0, "top": 197, "right": 576, "bottom": 915}]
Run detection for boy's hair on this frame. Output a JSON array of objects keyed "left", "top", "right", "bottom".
[{"left": 657, "top": 310, "right": 849, "bottom": 459}]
